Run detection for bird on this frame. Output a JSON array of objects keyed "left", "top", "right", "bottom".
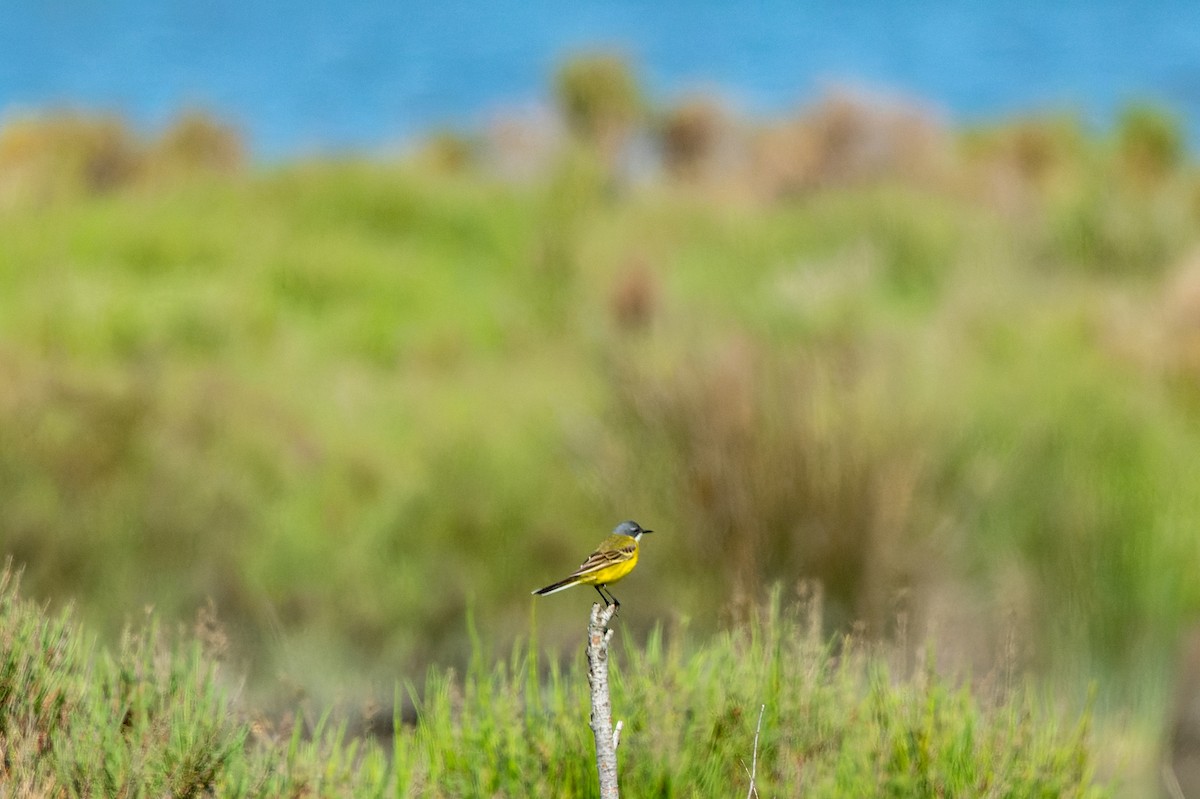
[{"left": 532, "top": 520, "right": 653, "bottom": 607}]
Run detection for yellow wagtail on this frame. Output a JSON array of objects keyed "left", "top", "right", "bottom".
[{"left": 532, "top": 520, "right": 653, "bottom": 607}]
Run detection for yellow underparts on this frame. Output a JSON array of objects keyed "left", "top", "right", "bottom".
[{"left": 576, "top": 548, "right": 639, "bottom": 586}]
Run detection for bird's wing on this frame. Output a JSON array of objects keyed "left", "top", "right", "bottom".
[{"left": 569, "top": 536, "right": 637, "bottom": 577}]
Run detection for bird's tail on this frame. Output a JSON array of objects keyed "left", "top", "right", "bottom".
[{"left": 532, "top": 576, "right": 581, "bottom": 596}]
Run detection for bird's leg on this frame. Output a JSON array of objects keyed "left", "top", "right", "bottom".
[
  {"left": 595, "top": 585, "right": 610, "bottom": 606},
  {"left": 602, "top": 585, "right": 620, "bottom": 608}
]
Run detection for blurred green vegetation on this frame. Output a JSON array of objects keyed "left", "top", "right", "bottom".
[
  {"left": 554, "top": 51, "right": 643, "bottom": 150},
  {"left": 0, "top": 568, "right": 1110, "bottom": 796},
  {"left": 2, "top": 66, "right": 1200, "bottom": 775}
]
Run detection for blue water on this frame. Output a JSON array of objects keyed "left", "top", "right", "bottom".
[{"left": 3, "top": 1, "right": 1200, "bottom": 158}]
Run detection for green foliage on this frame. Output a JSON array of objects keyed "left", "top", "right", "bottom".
[
  {"left": 0, "top": 570, "right": 1109, "bottom": 796},
  {"left": 0, "top": 566, "right": 389, "bottom": 795},
  {"left": 1, "top": 103, "right": 1200, "bottom": 765},
  {"left": 553, "top": 52, "right": 643, "bottom": 146},
  {"left": 939, "top": 326, "right": 1200, "bottom": 680},
  {"left": 394, "top": 599, "right": 1109, "bottom": 797},
  {"left": 1117, "top": 103, "right": 1184, "bottom": 187}
]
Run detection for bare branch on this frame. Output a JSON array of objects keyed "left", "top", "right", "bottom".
[{"left": 587, "top": 602, "right": 621, "bottom": 799}]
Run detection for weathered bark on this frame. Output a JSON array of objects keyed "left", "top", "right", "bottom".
[{"left": 587, "top": 602, "right": 620, "bottom": 799}]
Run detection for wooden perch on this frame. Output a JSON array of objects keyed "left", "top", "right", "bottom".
[{"left": 587, "top": 601, "right": 621, "bottom": 799}]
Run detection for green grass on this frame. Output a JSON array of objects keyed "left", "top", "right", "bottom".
[
  {"left": 0, "top": 568, "right": 1109, "bottom": 797},
  {"left": 2, "top": 107, "right": 1200, "bottom": 791},
  {"left": 0, "top": 565, "right": 388, "bottom": 796}
]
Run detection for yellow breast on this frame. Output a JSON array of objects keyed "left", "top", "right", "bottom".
[{"left": 577, "top": 546, "right": 639, "bottom": 586}]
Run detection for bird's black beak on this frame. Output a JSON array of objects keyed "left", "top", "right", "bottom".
[{"left": 642, "top": 528, "right": 654, "bottom": 534}]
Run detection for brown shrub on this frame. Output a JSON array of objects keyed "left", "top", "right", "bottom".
[
  {"left": 151, "top": 110, "right": 244, "bottom": 176},
  {"left": 608, "top": 254, "right": 660, "bottom": 332},
  {"left": 751, "top": 89, "right": 950, "bottom": 200},
  {"left": 660, "top": 97, "right": 735, "bottom": 183},
  {"left": 0, "top": 109, "right": 245, "bottom": 206},
  {"left": 607, "top": 333, "right": 938, "bottom": 630},
  {"left": 0, "top": 113, "right": 142, "bottom": 205},
  {"left": 959, "top": 116, "right": 1085, "bottom": 214},
  {"left": 416, "top": 129, "right": 477, "bottom": 174}
]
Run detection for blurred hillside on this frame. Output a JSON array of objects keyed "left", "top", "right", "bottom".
[{"left": 2, "top": 56, "right": 1200, "bottom": 722}]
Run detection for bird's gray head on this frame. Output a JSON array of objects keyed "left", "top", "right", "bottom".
[{"left": 615, "top": 520, "right": 653, "bottom": 541}]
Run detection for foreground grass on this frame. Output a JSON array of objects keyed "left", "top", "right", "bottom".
[{"left": 0, "top": 570, "right": 1108, "bottom": 797}]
